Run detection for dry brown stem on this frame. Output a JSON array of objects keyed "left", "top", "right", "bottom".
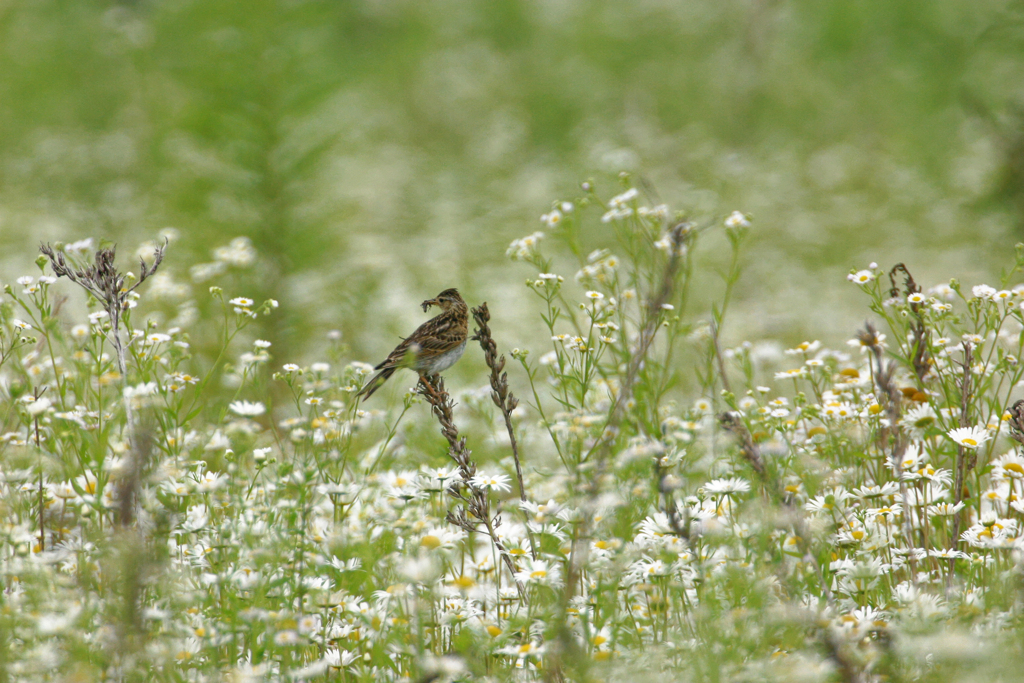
[
  {"left": 549, "top": 222, "right": 692, "bottom": 682},
  {"left": 586, "top": 221, "right": 692, "bottom": 468},
  {"left": 949, "top": 341, "right": 974, "bottom": 586},
  {"left": 415, "top": 374, "right": 526, "bottom": 600},
  {"left": 859, "top": 322, "right": 917, "bottom": 565},
  {"left": 470, "top": 303, "right": 526, "bottom": 501},
  {"left": 718, "top": 410, "right": 835, "bottom": 606},
  {"left": 40, "top": 242, "right": 166, "bottom": 527},
  {"left": 888, "top": 263, "right": 931, "bottom": 382}
]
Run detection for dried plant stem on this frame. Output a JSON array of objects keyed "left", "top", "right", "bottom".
[
  {"left": 40, "top": 242, "right": 165, "bottom": 525},
  {"left": 718, "top": 408, "right": 854, "bottom": 679},
  {"left": 415, "top": 374, "right": 526, "bottom": 601},
  {"left": 861, "top": 323, "right": 917, "bottom": 575},
  {"left": 471, "top": 303, "right": 540, "bottom": 561},
  {"left": 888, "top": 263, "right": 931, "bottom": 383},
  {"left": 718, "top": 412, "right": 766, "bottom": 480},
  {"left": 714, "top": 303, "right": 837, "bottom": 607},
  {"left": 822, "top": 628, "right": 868, "bottom": 683},
  {"left": 585, "top": 221, "right": 691, "bottom": 469},
  {"left": 34, "top": 387, "right": 46, "bottom": 551},
  {"left": 39, "top": 242, "right": 167, "bottom": 655},
  {"left": 550, "top": 223, "right": 691, "bottom": 682},
  {"left": 711, "top": 320, "right": 732, "bottom": 396},
  {"left": 719, "top": 412, "right": 834, "bottom": 607},
  {"left": 949, "top": 341, "right": 974, "bottom": 586},
  {"left": 574, "top": 222, "right": 690, "bottom": 568},
  {"left": 470, "top": 303, "right": 526, "bottom": 501},
  {"left": 655, "top": 461, "right": 701, "bottom": 584},
  {"left": 108, "top": 305, "right": 141, "bottom": 481}
]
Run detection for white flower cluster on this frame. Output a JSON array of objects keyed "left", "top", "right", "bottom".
[{"left": 505, "top": 231, "right": 544, "bottom": 261}]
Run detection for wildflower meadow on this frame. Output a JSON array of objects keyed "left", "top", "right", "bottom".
[{"left": 4, "top": 177, "right": 1024, "bottom": 682}]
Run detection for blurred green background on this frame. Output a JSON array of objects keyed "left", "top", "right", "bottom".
[{"left": 2, "top": 0, "right": 1024, "bottom": 371}]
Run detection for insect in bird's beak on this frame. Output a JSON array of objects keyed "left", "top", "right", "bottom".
[{"left": 421, "top": 297, "right": 439, "bottom": 312}]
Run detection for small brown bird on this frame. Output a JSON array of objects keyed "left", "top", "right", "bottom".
[{"left": 356, "top": 288, "right": 469, "bottom": 401}]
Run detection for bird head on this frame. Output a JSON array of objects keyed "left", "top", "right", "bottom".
[{"left": 421, "top": 288, "right": 464, "bottom": 313}]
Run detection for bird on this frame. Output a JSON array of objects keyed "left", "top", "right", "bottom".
[{"left": 356, "top": 288, "right": 469, "bottom": 401}]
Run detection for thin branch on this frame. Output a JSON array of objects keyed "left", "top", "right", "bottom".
[
  {"left": 415, "top": 375, "right": 526, "bottom": 601},
  {"left": 711, "top": 319, "right": 732, "bottom": 396},
  {"left": 949, "top": 342, "right": 974, "bottom": 588},
  {"left": 40, "top": 241, "right": 167, "bottom": 526},
  {"left": 718, "top": 411, "right": 834, "bottom": 606},
  {"left": 860, "top": 322, "right": 918, "bottom": 583},
  {"left": 470, "top": 303, "right": 526, "bottom": 502},
  {"left": 585, "top": 221, "right": 693, "bottom": 467},
  {"left": 888, "top": 263, "right": 931, "bottom": 383},
  {"left": 471, "top": 303, "right": 539, "bottom": 561},
  {"left": 551, "top": 222, "right": 692, "bottom": 682}
]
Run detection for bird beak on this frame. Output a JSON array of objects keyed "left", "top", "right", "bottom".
[{"left": 421, "top": 297, "right": 439, "bottom": 312}]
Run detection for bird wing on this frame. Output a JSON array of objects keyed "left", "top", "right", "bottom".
[
  {"left": 412, "top": 315, "right": 466, "bottom": 356},
  {"left": 374, "top": 337, "right": 417, "bottom": 370},
  {"left": 373, "top": 314, "right": 465, "bottom": 370}
]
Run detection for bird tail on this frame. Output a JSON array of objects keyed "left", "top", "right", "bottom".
[{"left": 356, "top": 367, "right": 396, "bottom": 401}]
